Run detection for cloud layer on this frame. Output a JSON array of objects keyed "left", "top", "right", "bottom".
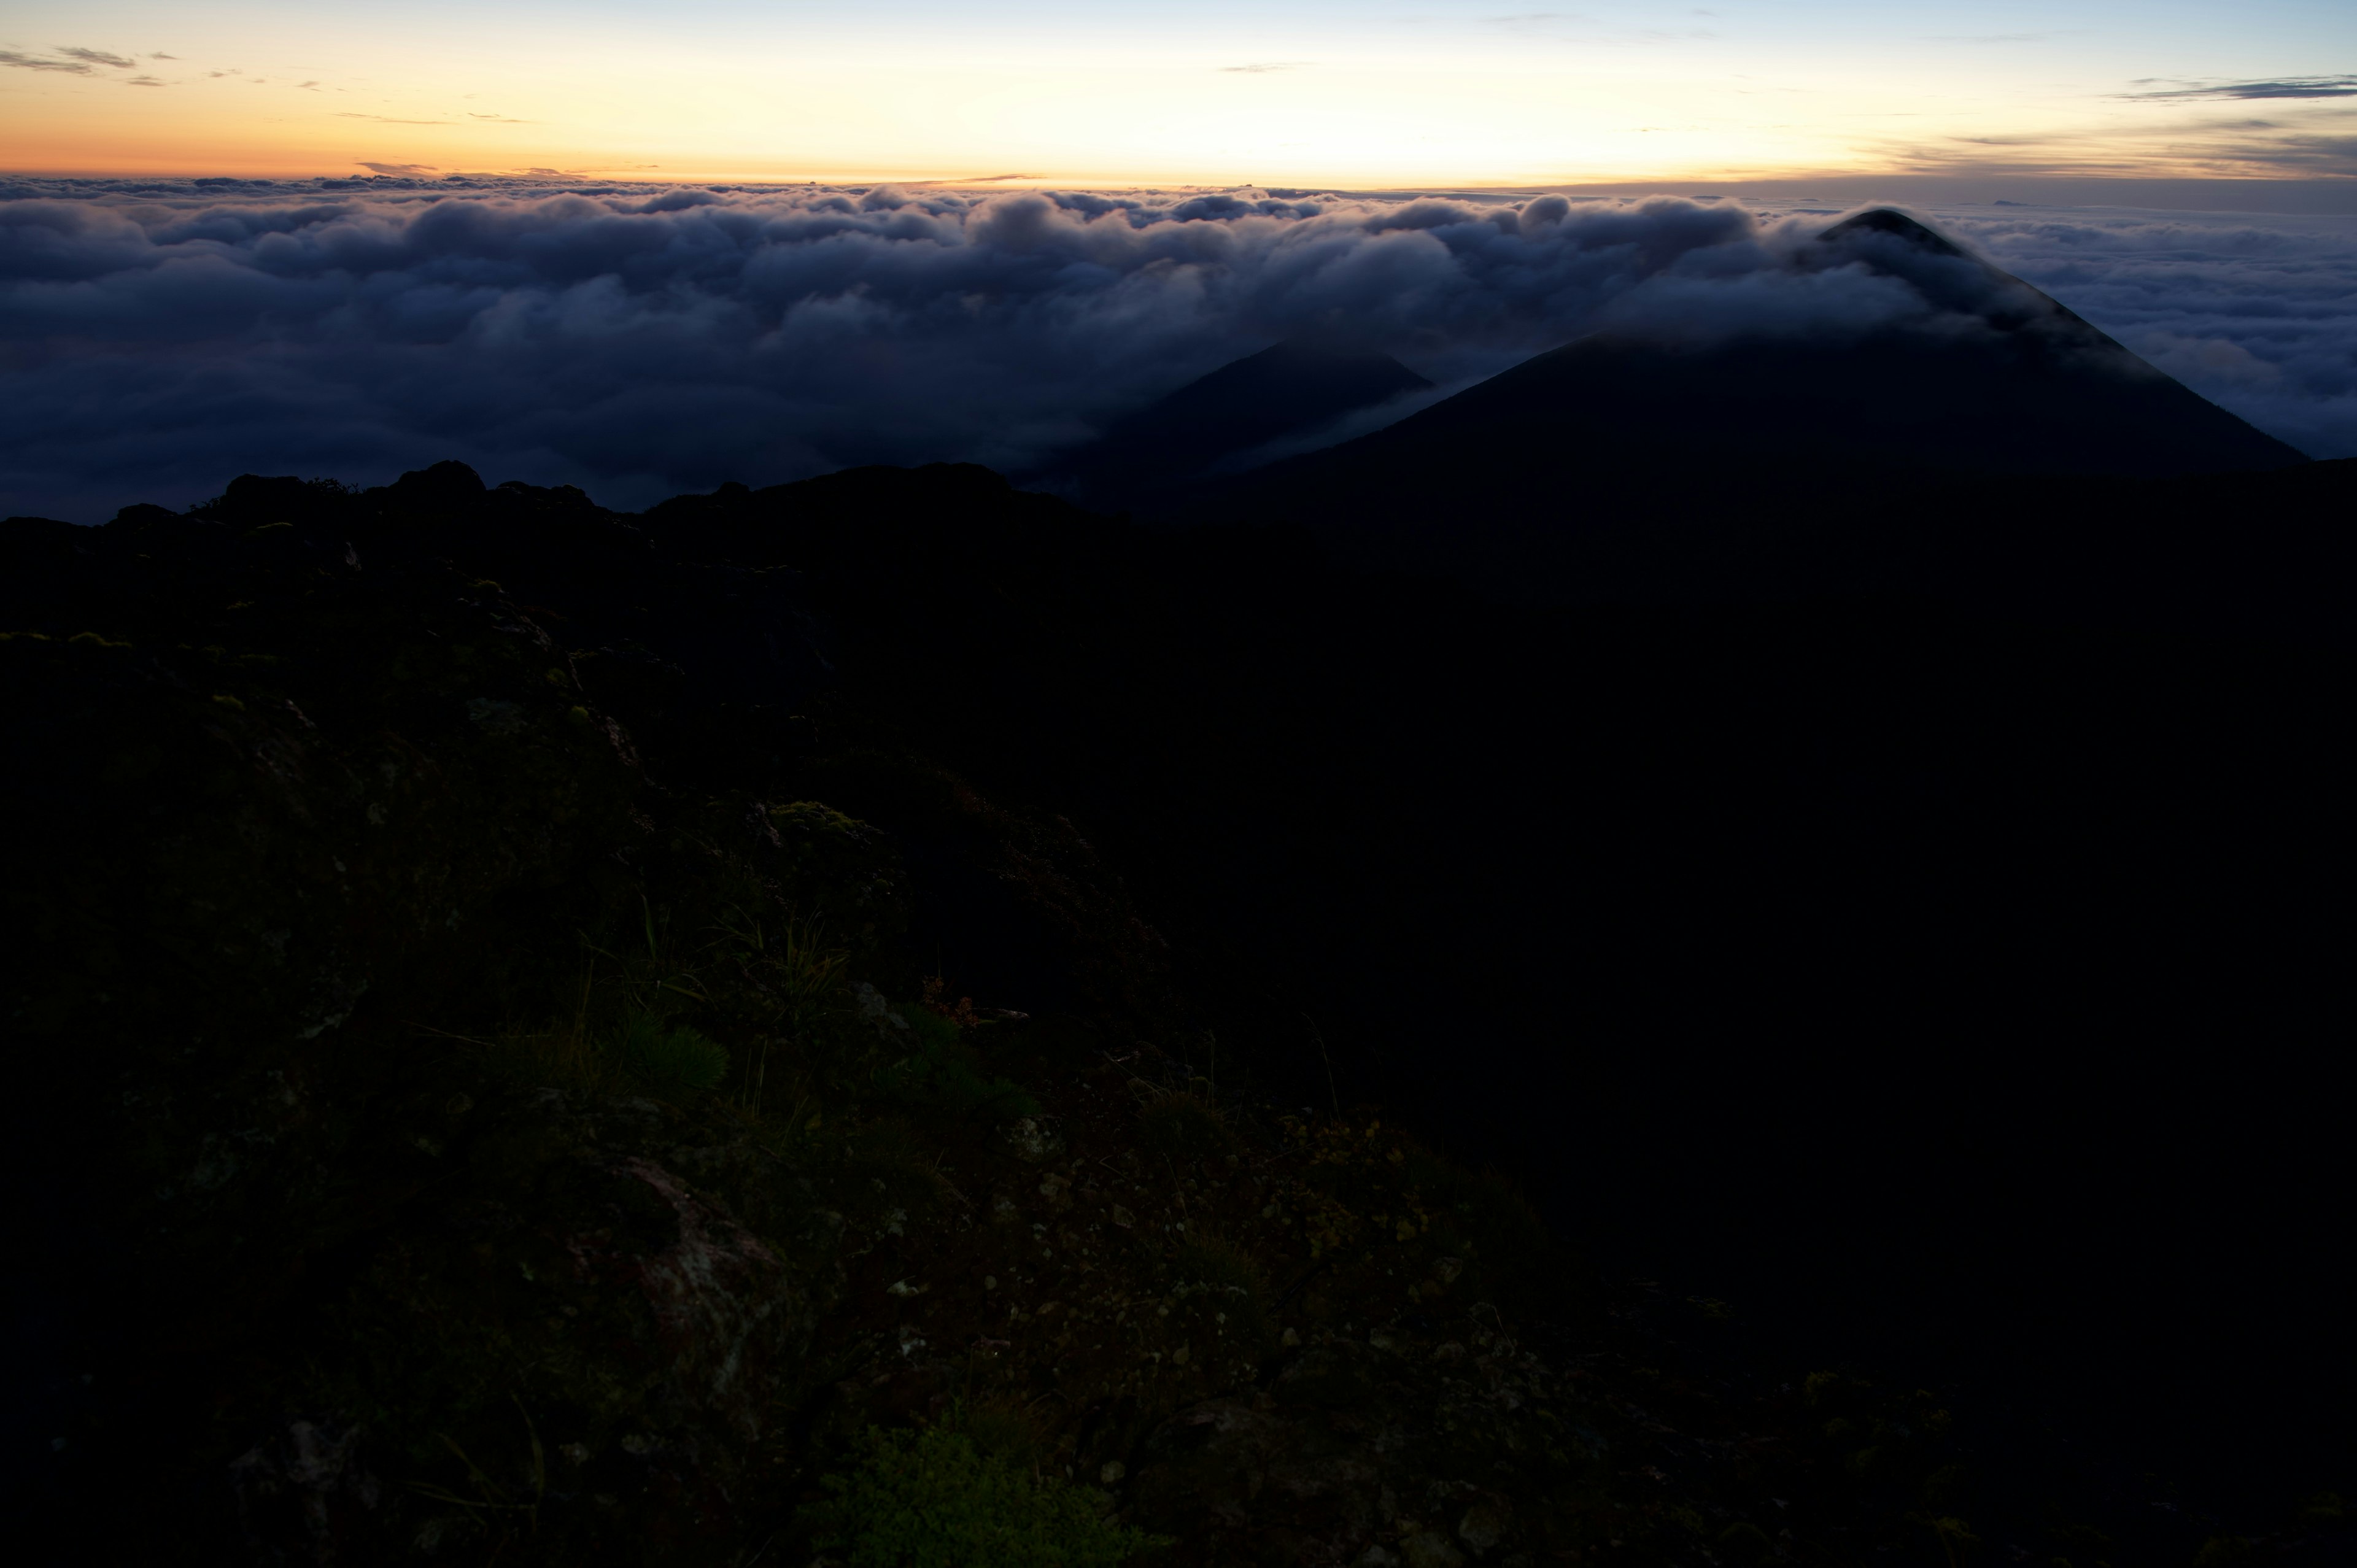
[
  {"left": 0, "top": 177, "right": 2347, "bottom": 520},
  {"left": 1949, "top": 206, "right": 2357, "bottom": 465}
]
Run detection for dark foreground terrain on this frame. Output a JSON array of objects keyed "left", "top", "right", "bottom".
[{"left": 5, "top": 455, "right": 2354, "bottom": 1566}]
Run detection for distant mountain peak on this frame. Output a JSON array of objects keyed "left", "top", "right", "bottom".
[
  {"left": 1037, "top": 335, "right": 1432, "bottom": 506},
  {"left": 1817, "top": 207, "right": 1969, "bottom": 258},
  {"left": 1179, "top": 207, "right": 2306, "bottom": 559}
]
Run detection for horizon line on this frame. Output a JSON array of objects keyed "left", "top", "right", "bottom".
[{"left": 7, "top": 168, "right": 2355, "bottom": 215}]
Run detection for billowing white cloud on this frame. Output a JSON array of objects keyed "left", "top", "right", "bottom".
[{"left": 0, "top": 178, "right": 2344, "bottom": 521}]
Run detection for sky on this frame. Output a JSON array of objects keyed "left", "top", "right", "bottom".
[
  {"left": 2, "top": 1, "right": 2354, "bottom": 188},
  {"left": 4, "top": 6, "right": 2353, "bottom": 521}
]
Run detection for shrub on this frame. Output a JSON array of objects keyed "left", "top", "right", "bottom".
[
  {"left": 2191, "top": 1537, "right": 2253, "bottom": 1568},
  {"left": 1134, "top": 1085, "right": 1231, "bottom": 1161},
  {"left": 1171, "top": 1229, "right": 1272, "bottom": 1351},
  {"left": 806, "top": 1421, "right": 1168, "bottom": 1567},
  {"left": 876, "top": 1001, "right": 1039, "bottom": 1122},
  {"left": 1399, "top": 1148, "right": 1563, "bottom": 1311},
  {"left": 1171, "top": 1229, "right": 1262, "bottom": 1296},
  {"left": 613, "top": 1012, "right": 730, "bottom": 1093},
  {"left": 1716, "top": 1521, "right": 1773, "bottom": 1562},
  {"left": 702, "top": 907, "right": 851, "bottom": 1107},
  {"left": 951, "top": 1396, "right": 1051, "bottom": 1475},
  {"left": 920, "top": 974, "right": 981, "bottom": 1028}
]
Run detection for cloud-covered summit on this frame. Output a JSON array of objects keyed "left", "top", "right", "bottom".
[{"left": 0, "top": 179, "right": 2347, "bottom": 520}]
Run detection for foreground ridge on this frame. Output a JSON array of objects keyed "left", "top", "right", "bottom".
[{"left": 6, "top": 458, "right": 2351, "bottom": 1565}]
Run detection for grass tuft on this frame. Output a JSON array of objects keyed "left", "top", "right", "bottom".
[
  {"left": 1133, "top": 1083, "right": 1233, "bottom": 1161},
  {"left": 613, "top": 1011, "right": 730, "bottom": 1094},
  {"left": 805, "top": 1415, "right": 1169, "bottom": 1567},
  {"left": 876, "top": 999, "right": 1040, "bottom": 1122},
  {"left": 1171, "top": 1229, "right": 1273, "bottom": 1351}
]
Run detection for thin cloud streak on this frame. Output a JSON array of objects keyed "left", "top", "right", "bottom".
[
  {"left": 2123, "top": 76, "right": 2357, "bottom": 101},
  {"left": 1875, "top": 104, "right": 2357, "bottom": 180},
  {"left": 0, "top": 50, "right": 96, "bottom": 75},
  {"left": 55, "top": 47, "right": 138, "bottom": 69}
]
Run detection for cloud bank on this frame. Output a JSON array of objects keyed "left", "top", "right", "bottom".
[
  {"left": 0, "top": 177, "right": 2347, "bottom": 520},
  {"left": 1950, "top": 206, "right": 2357, "bottom": 466}
]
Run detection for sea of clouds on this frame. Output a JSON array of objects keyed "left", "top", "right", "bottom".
[{"left": 2, "top": 176, "right": 2351, "bottom": 520}]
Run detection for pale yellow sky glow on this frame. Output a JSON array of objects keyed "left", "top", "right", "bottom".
[{"left": 3, "top": 1, "right": 2352, "bottom": 186}]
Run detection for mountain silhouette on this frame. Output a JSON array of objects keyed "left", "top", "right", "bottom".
[
  {"left": 1035, "top": 335, "right": 1432, "bottom": 508},
  {"left": 1182, "top": 210, "right": 2306, "bottom": 589}
]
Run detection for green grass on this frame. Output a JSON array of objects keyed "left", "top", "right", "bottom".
[
  {"left": 613, "top": 1011, "right": 729, "bottom": 1094},
  {"left": 1171, "top": 1228, "right": 1273, "bottom": 1352},
  {"left": 1134, "top": 1086, "right": 1232, "bottom": 1161},
  {"left": 875, "top": 1001, "right": 1040, "bottom": 1122},
  {"left": 805, "top": 1418, "right": 1169, "bottom": 1567}
]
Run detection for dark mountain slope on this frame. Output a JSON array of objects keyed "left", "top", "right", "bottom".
[
  {"left": 1034, "top": 336, "right": 1432, "bottom": 508},
  {"left": 4, "top": 460, "right": 2062, "bottom": 1567},
  {"left": 1199, "top": 209, "right": 2307, "bottom": 589},
  {"left": 7, "top": 444, "right": 2353, "bottom": 1564}
]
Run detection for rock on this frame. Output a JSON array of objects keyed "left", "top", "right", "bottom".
[
  {"left": 227, "top": 1418, "right": 381, "bottom": 1554},
  {"left": 854, "top": 981, "right": 911, "bottom": 1038},
  {"left": 997, "top": 1116, "right": 1065, "bottom": 1163},
  {"left": 1403, "top": 1529, "right": 1468, "bottom": 1568},
  {"left": 1458, "top": 1497, "right": 1510, "bottom": 1555}
]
